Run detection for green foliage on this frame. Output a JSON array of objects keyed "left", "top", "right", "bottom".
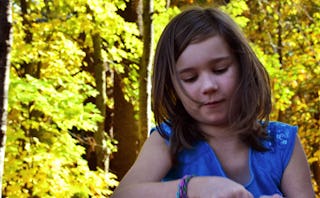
[
  {"left": 4, "top": 130, "right": 118, "bottom": 197},
  {"left": 3, "top": 0, "right": 144, "bottom": 196},
  {"left": 220, "top": 0, "right": 249, "bottom": 28},
  {"left": 9, "top": 74, "right": 102, "bottom": 132},
  {"left": 153, "top": 0, "right": 181, "bottom": 44},
  {"left": 5, "top": 73, "right": 118, "bottom": 197},
  {"left": 4, "top": 71, "right": 118, "bottom": 196}
]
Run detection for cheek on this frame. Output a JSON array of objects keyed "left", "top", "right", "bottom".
[
  {"left": 225, "top": 68, "right": 240, "bottom": 92},
  {"left": 222, "top": 80, "right": 238, "bottom": 99},
  {"left": 176, "top": 83, "right": 200, "bottom": 102},
  {"left": 228, "top": 77, "right": 238, "bottom": 91},
  {"left": 172, "top": 76, "right": 197, "bottom": 100}
]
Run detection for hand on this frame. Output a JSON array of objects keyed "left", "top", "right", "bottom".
[
  {"left": 187, "top": 176, "right": 253, "bottom": 198},
  {"left": 260, "top": 194, "right": 283, "bottom": 198}
]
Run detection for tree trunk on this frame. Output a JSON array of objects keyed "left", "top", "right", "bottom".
[
  {"left": 0, "top": 0, "right": 12, "bottom": 194},
  {"left": 109, "top": 0, "right": 143, "bottom": 180},
  {"left": 92, "top": 32, "right": 109, "bottom": 171},
  {"left": 110, "top": 72, "right": 139, "bottom": 180},
  {"left": 138, "top": 0, "right": 153, "bottom": 147}
]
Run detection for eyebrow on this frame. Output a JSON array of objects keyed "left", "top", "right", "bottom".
[{"left": 177, "top": 56, "right": 233, "bottom": 74}]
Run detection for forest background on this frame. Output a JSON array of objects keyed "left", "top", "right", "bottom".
[{"left": 0, "top": 0, "right": 319, "bottom": 197}]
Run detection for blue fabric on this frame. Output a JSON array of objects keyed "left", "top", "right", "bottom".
[{"left": 150, "top": 121, "right": 297, "bottom": 198}]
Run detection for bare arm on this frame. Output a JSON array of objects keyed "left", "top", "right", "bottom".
[
  {"left": 111, "top": 132, "right": 253, "bottom": 198},
  {"left": 111, "top": 132, "right": 178, "bottom": 197},
  {"left": 281, "top": 135, "right": 315, "bottom": 198}
]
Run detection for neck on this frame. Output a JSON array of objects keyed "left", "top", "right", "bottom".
[{"left": 199, "top": 124, "right": 245, "bottom": 150}]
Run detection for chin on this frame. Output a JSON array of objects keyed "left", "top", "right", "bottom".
[{"left": 202, "top": 119, "right": 228, "bottom": 126}]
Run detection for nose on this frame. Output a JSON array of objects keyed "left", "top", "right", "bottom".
[{"left": 201, "top": 73, "right": 218, "bottom": 94}]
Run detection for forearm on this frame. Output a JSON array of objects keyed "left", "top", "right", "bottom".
[
  {"left": 111, "top": 176, "right": 254, "bottom": 198},
  {"left": 111, "top": 180, "right": 179, "bottom": 198}
]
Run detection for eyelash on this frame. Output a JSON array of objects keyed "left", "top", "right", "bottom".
[
  {"left": 180, "top": 65, "right": 230, "bottom": 83},
  {"left": 182, "top": 76, "right": 197, "bottom": 83},
  {"left": 213, "top": 67, "right": 228, "bottom": 74}
]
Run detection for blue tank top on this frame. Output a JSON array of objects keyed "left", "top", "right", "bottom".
[{"left": 150, "top": 121, "right": 297, "bottom": 197}]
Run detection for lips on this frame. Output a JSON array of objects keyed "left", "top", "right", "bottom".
[{"left": 203, "top": 99, "right": 224, "bottom": 107}]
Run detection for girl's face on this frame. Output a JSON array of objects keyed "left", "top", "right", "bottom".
[{"left": 174, "top": 35, "right": 239, "bottom": 129}]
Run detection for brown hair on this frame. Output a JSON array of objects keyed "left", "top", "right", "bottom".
[{"left": 151, "top": 7, "right": 271, "bottom": 162}]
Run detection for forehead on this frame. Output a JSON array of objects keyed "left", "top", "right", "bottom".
[{"left": 176, "top": 35, "right": 233, "bottom": 69}]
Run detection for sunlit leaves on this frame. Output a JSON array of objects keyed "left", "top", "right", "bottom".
[
  {"left": 4, "top": 130, "right": 118, "bottom": 197},
  {"left": 9, "top": 74, "right": 102, "bottom": 131},
  {"left": 5, "top": 0, "right": 133, "bottom": 196},
  {"left": 153, "top": 2, "right": 180, "bottom": 45},
  {"left": 221, "top": 0, "right": 249, "bottom": 28}
]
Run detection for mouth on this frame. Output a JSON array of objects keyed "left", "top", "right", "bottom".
[{"left": 203, "top": 99, "right": 224, "bottom": 107}]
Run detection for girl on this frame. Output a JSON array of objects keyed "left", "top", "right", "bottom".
[{"left": 111, "top": 7, "right": 315, "bottom": 198}]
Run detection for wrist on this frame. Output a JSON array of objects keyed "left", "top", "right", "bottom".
[
  {"left": 176, "top": 175, "right": 194, "bottom": 198},
  {"left": 186, "top": 176, "right": 201, "bottom": 198}
]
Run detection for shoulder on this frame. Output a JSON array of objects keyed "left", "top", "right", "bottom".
[
  {"left": 266, "top": 121, "right": 298, "bottom": 135},
  {"left": 264, "top": 121, "right": 298, "bottom": 151},
  {"left": 249, "top": 122, "right": 299, "bottom": 193},
  {"left": 150, "top": 122, "right": 172, "bottom": 144},
  {"left": 257, "top": 121, "right": 298, "bottom": 171}
]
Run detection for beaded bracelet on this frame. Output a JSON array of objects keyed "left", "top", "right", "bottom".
[{"left": 176, "top": 175, "right": 194, "bottom": 198}]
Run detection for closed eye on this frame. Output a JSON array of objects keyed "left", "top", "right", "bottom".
[
  {"left": 181, "top": 75, "right": 197, "bottom": 83},
  {"left": 213, "top": 67, "right": 228, "bottom": 75}
]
